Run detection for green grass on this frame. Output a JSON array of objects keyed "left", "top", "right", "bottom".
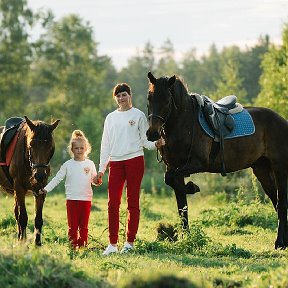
[{"left": 0, "top": 190, "right": 287, "bottom": 287}]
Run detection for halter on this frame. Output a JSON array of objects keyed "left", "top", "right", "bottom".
[
  {"left": 28, "top": 150, "right": 49, "bottom": 169},
  {"left": 148, "top": 92, "right": 177, "bottom": 129},
  {"left": 148, "top": 91, "right": 177, "bottom": 162},
  {"left": 28, "top": 139, "right": 51, "bottom": 170}
]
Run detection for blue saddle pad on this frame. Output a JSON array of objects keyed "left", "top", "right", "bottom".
[{"left": 198, "top": 109, "right": 255, "bottom": 139}]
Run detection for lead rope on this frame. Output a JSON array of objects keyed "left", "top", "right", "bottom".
[
  {"left": 153, "top": 90, "right": 178, "bottom": 164},
  {"left": 156, "top": 126, "right": 166, "bottom": 163}
]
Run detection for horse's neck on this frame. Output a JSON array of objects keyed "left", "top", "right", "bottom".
[
  {"left": 172, "top": 84, "right": 190, "bottom": 107},
  {"left": 15, "top": 129, "right": 28, "bottom": 162},
  {"left": 166, "top": 94, "right": 197, "bottom": 131}
]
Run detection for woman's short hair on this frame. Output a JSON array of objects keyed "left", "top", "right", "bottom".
[{"left": 112, "top": 83, "right": 131, "bottom": 97}]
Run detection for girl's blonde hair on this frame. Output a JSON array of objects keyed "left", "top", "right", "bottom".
[{"left": 67, "top": 130, "right": 92, "bottom": 158}]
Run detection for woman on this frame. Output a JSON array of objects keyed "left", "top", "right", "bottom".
[{"left": 96, "top": 83, "right": 165, "bottom": 255}]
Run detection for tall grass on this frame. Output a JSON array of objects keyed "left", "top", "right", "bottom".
[{"left": 0, "top": 184, "right": 287, "bottom": 287}]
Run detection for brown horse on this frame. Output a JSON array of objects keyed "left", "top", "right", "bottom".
[
  {"left": 146, "top": 72, "right": 288, "bottom": 249},
  {"left": 0, "top": 116, "right": 60, "bottom": 245}
]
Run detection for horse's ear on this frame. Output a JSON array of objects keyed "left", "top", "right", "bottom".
[
  {"left": 50, "top": 119, "right": 60, "bottom": 132},
  {"left": 168, "top": 75, "right": 176, "bottom": 88},
  {"left": 24, "top": 116, "right": 36, "bottom": 131},
  {"left": 147, "top": 71, "right": 156, "bottom": 84}
]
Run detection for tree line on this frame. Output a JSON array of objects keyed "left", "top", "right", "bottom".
[{"left": 0, "top": 0, "right": 287, "bottom": 186}]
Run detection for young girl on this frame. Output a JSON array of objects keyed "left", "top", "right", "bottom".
[{"left": 41, "top": 130, "right": 98, "bottom": 249}]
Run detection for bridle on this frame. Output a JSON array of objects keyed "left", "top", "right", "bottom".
[
  {"left": 27, "top": 139, "right": 53, "bottom": 170},
  {"left": 148, "top": 91, "right": 177, "bottom": 132},
  {"left": 147, "top": 90, "right": 177, "bottom": 162},
  {"left": 28, "top": 139, "right": 52, "bottom": 170},
  {"left": 27, "top": 138, "right": 53, "bottom": 197},
  {"left": 148, "top": 91, "right": 197, "bottom": 173}
]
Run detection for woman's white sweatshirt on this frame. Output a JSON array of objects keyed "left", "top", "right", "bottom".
[{"left": 99, "top": 107, "right": 156, "bottom": 174}]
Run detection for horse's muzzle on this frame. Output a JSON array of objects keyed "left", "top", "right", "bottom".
[
  {"left": 35, "top": 170, "right": 47, "bottom": 184},
  {"left": 147, "top": 129, "right": 160, "bottom": 141}
]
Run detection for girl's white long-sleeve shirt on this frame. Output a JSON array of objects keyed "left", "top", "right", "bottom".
[
  {"left": 99, "top": 107, "right": 156, "bottom": 174},
  {"left": 44, "top": 159, "right": 97, "bottom": 201}
]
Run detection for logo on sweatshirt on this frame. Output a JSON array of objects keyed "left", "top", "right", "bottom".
[
  {"left": 129, "top": 120, "right": 136, "bottom": 126},
  {"left": 84, "top": 167, "right": 90, "bottom": 174}
]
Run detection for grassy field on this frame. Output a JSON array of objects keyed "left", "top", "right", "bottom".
[{"left": 0, "top": 188, "right": 287, "bottom": 288}]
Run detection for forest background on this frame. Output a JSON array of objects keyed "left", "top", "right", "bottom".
[{"left": 0, "top": 0, "right": 288, "bottom": 197}]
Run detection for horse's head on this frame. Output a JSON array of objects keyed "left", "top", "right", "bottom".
[
  {"left": 146, "top": 72, "right": 176, "bottom": 141},
  {"left": 25, "top": 116, "right": 60, "bottom": 192}
]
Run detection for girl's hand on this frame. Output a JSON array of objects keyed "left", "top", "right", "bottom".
[
  {"left": 39, "top": 189, "right": 47, "bottom": 195},
  {"left": 94, "top": 173, "right": 103, "bottom": 186}
]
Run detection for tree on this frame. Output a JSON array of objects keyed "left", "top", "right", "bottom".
[
  {"left": 156, "top": 39, "right": 179, "bottom": 76},
  {"left": 32, "top": 14, "right": 114, "bottom": 114},
  {"left": 0, "top": 0, "right": 35, "bottom": 120},
  {"left": 212, "top": 47, "right": 247, "bottom": 103},
  {"left": 28, "top": 14, "right": 117, "bottom": 168},
  {"left": 239, "top": 35, "right": 270, "bottom": 104},
  {"left": 179, "top": 48, "right": 203, "bottom": 93},
  {"left": 118, "top": 42, "right": 156, "bottom": 112},
  {"left": 255, "top": 23, "right": 288, "bottom": 118}
]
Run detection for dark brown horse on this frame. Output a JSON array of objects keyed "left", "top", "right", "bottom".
[
  {"left": 0, "top": 116, "right": 60, "bottom": 245},
  {"left": 146, "top": 72, "right": 288, "bottom": 249}
]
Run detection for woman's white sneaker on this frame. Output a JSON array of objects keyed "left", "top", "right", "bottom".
[
  {"left": 102, "top": 244, "right": 118, "bottom": 256},
  {"left": 120, "top": 242, "right": 134, "bottom": 254}
]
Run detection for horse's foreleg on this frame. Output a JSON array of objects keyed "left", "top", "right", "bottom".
[
  {"left": 14, "top": 191, "right": 28, "bottom": 241},
  {"left": 34, "top": 194, "right": 46, "bottom": 246},
  {"left": 14, "top": 196, "right": 20, "bottom": 239},
  {"left": 165, "top": 172, "right": 189, "bottom": 228}
]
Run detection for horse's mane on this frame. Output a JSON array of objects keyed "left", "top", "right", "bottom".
[
  {"left": 171, "top": 77, "right": 191, "bottom": 109},
  {"left": 148, "top": 75, "right": 192, "bottom": 109}
]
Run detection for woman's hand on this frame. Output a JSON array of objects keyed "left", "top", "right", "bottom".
[{"left": 155, "top": 137, "right": 166, "bottom": 149}]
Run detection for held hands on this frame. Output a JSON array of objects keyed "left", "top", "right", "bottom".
[
  {"left": 94, "top": 172, "right": 103, "bottom": 186},
  {"left": 155, "top": 137, "right": 166, "bottom": 149}
]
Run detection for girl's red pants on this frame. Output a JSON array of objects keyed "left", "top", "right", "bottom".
[{"left": 66, "top": 199, "right": 92, "bottom": 248}]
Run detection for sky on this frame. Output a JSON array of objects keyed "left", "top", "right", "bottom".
[{"left": 28, "top": 0, "right": 288, "bottom": 70}]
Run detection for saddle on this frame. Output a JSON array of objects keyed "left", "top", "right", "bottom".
[
  {"left": 0, "top": 117, "right": 24, "bottom": 162},
  {"left": 0, "top": 117, "right": 25, "bottom": 185},
  {"left": 194, "top": 94, "right": 244, "bottom": 176},
  {"left": 199, "top": 95, "right": 243, "bottom": 139}
]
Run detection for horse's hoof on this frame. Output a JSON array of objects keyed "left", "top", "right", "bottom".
[
  {"left": 274, "top": 239, "right": 286, "bottom": 250},
  {"left": 186, "top": 181, "right": 200, "bottom": 194}
]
